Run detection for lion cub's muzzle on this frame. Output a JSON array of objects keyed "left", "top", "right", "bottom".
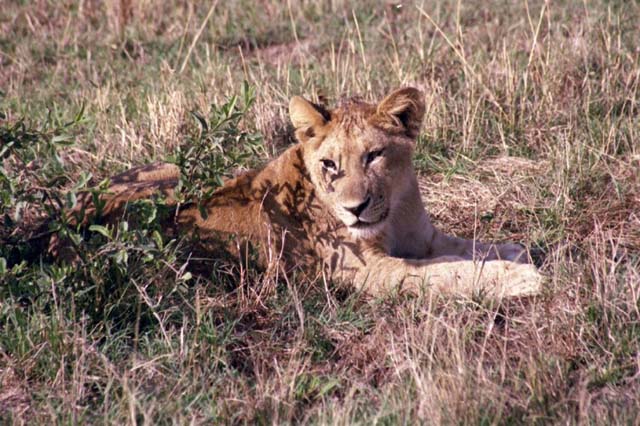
[{"left": 339, "top": 194, "right": 389, "bottom": 229}]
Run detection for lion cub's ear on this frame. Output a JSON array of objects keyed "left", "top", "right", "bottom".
[
  {"left": 289, "top": 96, "right": 330, "bottom": 142},
  {"left": 373, "top": 87, "right": 425, "bottom": 139}
]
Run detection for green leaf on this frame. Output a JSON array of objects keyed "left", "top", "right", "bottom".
[
  {"left": 151, "top": 230, "right": 163, "bottom": 250},
  {"left": 114, "top": 249, "right": 128, "bottom": 265},
  {"left": 318, "top": 379, "right": 340, "bottom": 396},
  {"left": 72, "top": 102, "right": 86, "bottom": 125},
  {"left": 198, "top": 204, "right": 208, "bottom": 220},
  {"left": 89, "top": 224, "right": 112, "bottom": 239},
  {"left": 72, "top": 171, "right": 93, "bottom": 191},
  {"left": 145, "top": 203, "right": 157, "bottom": 224},
  {"left": 190, "top": 111, "right": 208, "bottom": 133},
  {"left": 67, "top": 231, "right": 82, "bottom": 245},
  {"left": 51, "top": 134, "right": 74, "bottom": 145},
  {"left": 65, "top": 191, "right": 77, "bottom": 209}
]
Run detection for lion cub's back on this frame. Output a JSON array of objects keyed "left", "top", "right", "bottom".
[
  {"left": 109, "top": 162, "right": 179, "bottom": 189},
  {"left": 99, "top": 162, "right": 181, "bottom": 216}
]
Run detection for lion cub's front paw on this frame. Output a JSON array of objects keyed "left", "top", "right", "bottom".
[{"left": 495, "top": 262, "right": 543, "bottom": 297}]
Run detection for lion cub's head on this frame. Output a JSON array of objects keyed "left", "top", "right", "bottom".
[{"left": 290, "top": 88, "right": 425, "bottom": 238}]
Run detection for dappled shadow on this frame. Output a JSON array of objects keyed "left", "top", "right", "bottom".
[{"left": 173, "top": 147, "right": 369, "bottom": 280}]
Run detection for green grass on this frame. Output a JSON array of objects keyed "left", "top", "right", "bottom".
[{"left": 1, "top": 0, "right": 639, "bottom": 423}]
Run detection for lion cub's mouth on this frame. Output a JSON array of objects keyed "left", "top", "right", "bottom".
[{"left": 348, "top": 208, "right": 389, "bottom": 230}]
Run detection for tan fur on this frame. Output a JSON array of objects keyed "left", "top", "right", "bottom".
[{"left": 61, "top": 88, "right": 542, "bottom": 299}]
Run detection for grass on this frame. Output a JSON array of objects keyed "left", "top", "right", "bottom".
[{"left": 1, "top": 0, "right": 639, "bottom": 423}]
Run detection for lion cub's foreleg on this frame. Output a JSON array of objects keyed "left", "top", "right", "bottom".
[
  {"left": 428, "top": 226, "right": 528, "bottom": 263},
  {"left": 344, "top": 250, "right": 542, "bottom": 299}
]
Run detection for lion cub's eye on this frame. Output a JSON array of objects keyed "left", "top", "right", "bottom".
[
  {"left": 321, "top": 159, "right": 337, "bottom": 171},
  {"left": 365, "top": 149, "right": 384, "bottom": 165}
]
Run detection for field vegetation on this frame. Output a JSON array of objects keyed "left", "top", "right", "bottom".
[{"left": 1, "top": 0, "right": 639, "bottom": 423}]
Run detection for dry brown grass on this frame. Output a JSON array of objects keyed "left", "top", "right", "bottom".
[{"left": 1, "top": 0, "right": 639, "bottom": 424}]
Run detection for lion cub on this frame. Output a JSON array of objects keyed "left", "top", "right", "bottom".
[{"left": 67, "top": 88, "right": 542, "bottom": 298}]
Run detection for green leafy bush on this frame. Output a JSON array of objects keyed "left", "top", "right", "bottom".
[
  {"left": 170, "top": 81, "right": 265, "bottom": 210},
  {"left": 1, "top": 87, "right": 264, "bottom": 336}
]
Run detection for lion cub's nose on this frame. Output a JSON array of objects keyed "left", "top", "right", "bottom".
[{"left": 344, "top": 196, "right": 371, "bottom": 218}]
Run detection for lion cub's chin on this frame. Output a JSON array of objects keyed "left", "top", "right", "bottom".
[{"left": 346, "top": 220, "right": 387, "bottom": 239}]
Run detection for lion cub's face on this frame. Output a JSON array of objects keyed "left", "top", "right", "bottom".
[{"left": 290, "top": 88, "right": 426, "bottom": 239}]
